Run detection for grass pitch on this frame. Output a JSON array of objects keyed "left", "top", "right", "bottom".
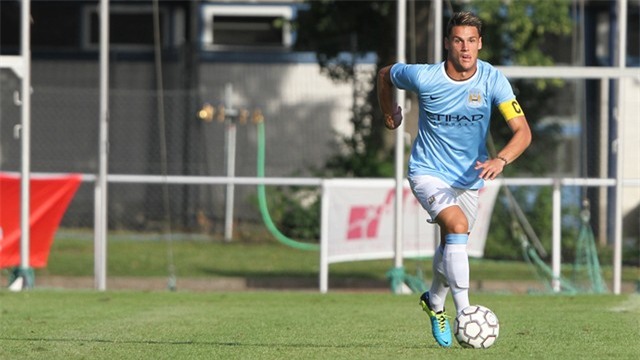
[
  {"left": 1, "top": 291, "right": 638, "bottom": 359},
  {"left": 31, "top": 236, "right": 639, "bottom": 283}
]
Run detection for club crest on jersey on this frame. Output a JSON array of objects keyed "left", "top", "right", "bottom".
[{"left": 467, "top": 88, "right": 483, "bottom": 108}]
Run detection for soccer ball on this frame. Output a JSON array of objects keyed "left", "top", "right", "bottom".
[{"left": 453, "top": 305, "right": 500, "bottom": 349}]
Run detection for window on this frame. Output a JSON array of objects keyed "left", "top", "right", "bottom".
[
  {"left": 202, "top": 5, "right": 293, "bottom": 50},
  {"left": 1, "top": 1, "right": 81, "bottom": 53},
  {"left": 83, "top": 5, "right": 184, "bottom": 51},
  {"left": 213, "top": 16, "right": 283, "bottom": 47}
]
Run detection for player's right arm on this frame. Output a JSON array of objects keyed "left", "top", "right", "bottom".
[
  {"left": 474, "top": 99, "right": 532, "bottom": 180},
  {"left": 495, "top": 102, "right": 532, "bottom": 165},
  {"left": 377, "top": 65, "right": 403, "bottom": 130}
]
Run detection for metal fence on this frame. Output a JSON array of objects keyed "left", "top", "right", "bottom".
[{"left": 1, "top": 58, "right": 363, "bottom": 234}]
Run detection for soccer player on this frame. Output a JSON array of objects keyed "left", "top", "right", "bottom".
[{"left": 376, "top": 11, "right": 532, "bottom": 347}]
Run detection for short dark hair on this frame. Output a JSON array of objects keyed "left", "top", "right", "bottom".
[{"left": 446, "top": 11, "right": 482, "bottom": 37}]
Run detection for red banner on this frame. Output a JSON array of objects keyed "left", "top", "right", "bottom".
[{"left": 0, "top": 173, "right": 81, "bottom": 268}]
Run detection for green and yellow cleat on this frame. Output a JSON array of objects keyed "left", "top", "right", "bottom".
[{"left": 419, "top": 292, "right": 453, "bottom": 347}]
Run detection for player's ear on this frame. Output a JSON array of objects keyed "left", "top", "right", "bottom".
[
  {"left": 444, "top": 36, "right": 450, "bottom": 50},
  {"left": 478, "top": 36, "right": 483, "bottom": 50}
]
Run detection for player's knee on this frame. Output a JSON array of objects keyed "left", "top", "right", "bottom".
[
  {"left": 437, "top": 209, "right": 469, "bottom": 234},
  {"left": 442, "top": 221, "right": 468, "bottom": 235},
  {"left": 449, "top": 223, "right": 468, "bottom": 234}
]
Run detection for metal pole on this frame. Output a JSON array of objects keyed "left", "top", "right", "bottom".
[
  {"left": 224, "top": 83, "right": 236, "bottom": 242},
  {"left": 19, "top": 0, "right": 32, "bottom": 286},
  {"left": 393, "top": 0, "right": 407, "bottom": 272},
  {"left": 431, "top": 0, "right": 443, "bottom": 256},
  {"left": 552, "top": 180, "right": 562, "bottom": 292},
  {"left": 319, "top": 180, "right": 329, "bottom": 293},
  {"left": 433, "top": 0, "right": 443, "bottom": 63},
  {"left": 598, "top": 79, "right": 609, "bottom": 246},
  {"left": 612, "top": 0, "right": 627, "bottom": 295},
  {"left": 95, "top": 0, "right": 109, "bottom": 291}
]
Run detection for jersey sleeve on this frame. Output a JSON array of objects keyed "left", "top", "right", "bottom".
[
  {"left": 389, "top": 63, "right": 423, "bottom": 93},
  {"left": 492, "top": 71, "right": 525, "bottom": 121}
]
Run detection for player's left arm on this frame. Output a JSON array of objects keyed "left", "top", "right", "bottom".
[
  {"left": 377, "top": 65, "right": 403, "bottom": 130},
  {"left": 476, "top": 99, "right": 532, "bottom": 180}
]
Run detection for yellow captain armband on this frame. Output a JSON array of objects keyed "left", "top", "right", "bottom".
[{"left": 498, "top": 99, "right": 525, "bottom": 121}]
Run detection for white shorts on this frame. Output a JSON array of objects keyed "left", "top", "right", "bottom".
[{"left": 408, "top": 175, "right": 479, "bottom": 231}]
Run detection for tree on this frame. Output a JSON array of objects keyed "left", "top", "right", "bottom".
[
  {"left": 288, "top": 0, "right": 574, "bottom": 247},
  {"left": 470, "top": 0, "right": 573, "bottom": 176},
  {"left": 295, "top": 0, "right": 573, "bottom": 177},
  {"left": 295, "top": 0, "right": 399, "bottom": 177}
]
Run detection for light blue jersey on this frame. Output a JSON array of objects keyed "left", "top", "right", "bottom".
[{"left": 390, "top": 60, "right": 516, "bottom": 189}]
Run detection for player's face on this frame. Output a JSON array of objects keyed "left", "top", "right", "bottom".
[{"left": 445, "top": 25, "right": 482, "bottom": 75}]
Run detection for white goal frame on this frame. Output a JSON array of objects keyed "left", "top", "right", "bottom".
[
  {"left": 10, "top": 172, "right": 638, "bottom": 294},
  {"left": 2, "top": 0, "right": 638, "bottom": 294}
]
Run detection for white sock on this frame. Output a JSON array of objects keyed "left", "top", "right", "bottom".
[
  {"left": 443, "top": 242, "right": 470, "bottom": 314},
  {"left": 428, "top": 246, "right": 448, "bottom": 313}
]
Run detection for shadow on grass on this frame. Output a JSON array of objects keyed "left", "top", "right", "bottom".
[
  {"left": 194, "top": 267, "right": 391, "bottom": 289},
  {"left": 196, "top": 267, "right": 384, "bottom": 281},
  {"left": 0, "top": 337, "right": 428, "bottom": 350}
]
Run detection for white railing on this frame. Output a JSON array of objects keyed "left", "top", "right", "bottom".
[{"left": 19, "top": 172, "right": 638, "bottom": 294}]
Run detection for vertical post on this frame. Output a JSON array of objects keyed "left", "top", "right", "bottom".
[
  {"left": 597, "top": 79, "right": 609, "bottom": 246},
  {"left": 319, "top": 180, "right": 329, "bottom": 293},
  {"left": 224, "top": 83, "right": 236, "bottom": 242},
  {"left": 18, "top": 0, "right": 33, "bottom": 288},
  {"left": 612, "top": 0, "right": 627, "bottom": 295},
  {"left": 95, "top": 0, "right": 109, "bottom": 291},
  {"left": 431, "top": 0, "right": 443, "bottom": 256},
  {"left": 393, "top": 0, "right": 407, "bottom": 273},
  {"left": 551, "top": 180, "right": 562, "bottom": 292},
  {"left": 433, "top": 0, "right": 443, "bottom": 63}
]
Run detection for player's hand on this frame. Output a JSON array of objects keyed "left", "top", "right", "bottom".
[
  {"left": 384, "top": 103, "right": 403, "bottom": 129},
  {"left": 475, "top": 159, "right": 505, "bottom": 180}
]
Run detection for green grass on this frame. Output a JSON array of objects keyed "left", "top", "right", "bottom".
[
  {"left": 2, "top": 232, "right": 639, "bottom": 358},
  {"left": 0, "top": 291, "right": 638, "bottom": 359},
  {"left": 32, "top": 234, "right": 638, "bottom": 284}
]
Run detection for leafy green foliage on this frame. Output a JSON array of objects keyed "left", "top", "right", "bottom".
[
  {"left": 273, "top": 1, "right": 577, "bottom": 256},
  {"left": 472, "top": 0, "right": 573, "bottom": 66},
  {"left": 296, "top": 0, "right": 574, "bottom": 177},
  {"left": 265, "top": 186, "right": 321, "bottom": 241},
  {"left": 295, "top": 0, "right": 396, "bottom": 80}
]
